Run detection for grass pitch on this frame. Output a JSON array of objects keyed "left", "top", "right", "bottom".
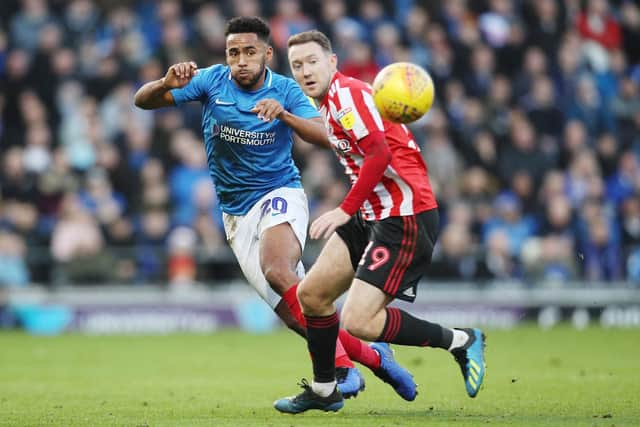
[{"left": 1, "top": 325, "right": 638, "bottom": 426}]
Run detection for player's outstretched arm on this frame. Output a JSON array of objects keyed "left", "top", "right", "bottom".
[
  {"left": 134, "top": 61, "right": 198, "bottom": 110},
  {"left": 251, "top": 99, "right": 330, "bottom": 148},
  {"left": 282, "top": 115, "right": 331, "bottom": 148}
]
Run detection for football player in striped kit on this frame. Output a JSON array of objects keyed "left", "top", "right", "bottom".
[{"left": 274, "top": 30, "right": 486, "bottom": 414}]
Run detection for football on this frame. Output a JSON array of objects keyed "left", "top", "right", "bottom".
[{"left": 372, "top": 62, "right": 435, "bottom": 124}]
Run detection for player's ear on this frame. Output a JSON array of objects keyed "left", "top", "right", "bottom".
[
  {"left": 265, "top": 44, "right": 274, "bottom": 62},
  {"left": 330, "top": 53, "right": 338, "bottom": 70}
]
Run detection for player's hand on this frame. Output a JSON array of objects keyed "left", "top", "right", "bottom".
[
  {"left": 162, "top": 61, "right": 198, "bottom": 89},
  {"left": 251, "top": 99, "right": 284, "bottom": 122},
  {"left": 309, "top": 207, "right": 351, "bottom": 240}
]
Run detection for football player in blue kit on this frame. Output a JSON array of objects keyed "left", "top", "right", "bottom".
[{"left": 134, "top": 16, "right": 415, "bottom": 400}]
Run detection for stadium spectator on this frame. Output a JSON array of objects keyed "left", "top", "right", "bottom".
[
  {"left": 403, "top": 5, "right": 430, "bottom": 69},
  {"left": 1, "top": 146, "right": 37, "bottom": 203},
  {"left": 540, "top": 194, "right": 576, "bottom": 240},
  {"left": 611, "top": 76, "right": 640, "bottom": 147},
  {"left": 576, "top": 0, "right": 622, "bottom": 51},
  {"left": 167, "top": 225, "right": 197, "bottom": 288},
  {"left": 464, "top": 44, "right": 495, "bottom": 98},
  {"left": 523, "top": 0, "right": 566, "bottom": 61},
  {"left": 484, "top": 75, "right": 512, "bottom": 139},
  {"left": 10, "top": 0, "right": 57, "bottom": 53},
  {"left": 0, "top": 230, "right": 30, "bottom": 287},
  {"left": 339, "top": 39, "right": 379, "bottom": 83},
  {"left": 581, "top": 213, "right": 623, "bottom": 281},
  {"left": 513, "top": 46, "right": 549, "bottom": 100},
  {"left": 459, "top": 166, "right": 497, "bottom": 237},
  {"left": 498, "top": 113, "right": 552, "bottom": 186},
  {"left": 478, "top": 0, "right": 517, "bottom": 49},
  {"left": 595, "top": 133, "right": 620, "bottom": 178},
  {"left": 555, "top": 39, "right": 585, "bottom": 112},
  {"left": 50, "top": 192, "right": 113, "bottom": 284},
  {"left": 423, "top": 24, "right": 454, "bottom": 91},
  {"left": 36, "top": 147, "right": 80, "bottom": 222},
  {"left": 606, "top": 151, "right": 640, "bottom": 206},
  {"left": 269, "top": 0, "right": 314, "bottom": 52},
  {"left": 483, "top": 191, "right": 536, "bottom": 257},
  {"left": 620, "top": 1, "right": 640, "bottom": 66},
  {"left": 567, "top": 74, "right": 616, "bottom": 138},
  {"left": 137, "top": 158, "right": 170, "bottom": 213},
  {"left": 315, "top": 0, "right": 347, "bottom": 41},
  {"left": 524, "top": 75, "right": 565, "bottom": 141},
  {"left": 510, "top": 170, "right": 537, "bottom": 215},
  {"left": 521, "top": 235, "right": 578, "bottom": 282},
  {"left": 429, "top": 222, "right": 491, "bottom": 281},
  {"left": 484, "top": 228, "right": 518, "bottom": 279},
  {"left": 422, "top": 123, "right": 463, "bottom": 202}
]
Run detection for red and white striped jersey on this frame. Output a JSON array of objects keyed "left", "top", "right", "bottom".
[{"left": 319, "top": 72, "right": 438, "bottom": 220}]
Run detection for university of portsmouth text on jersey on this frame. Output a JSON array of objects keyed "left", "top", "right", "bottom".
[{"left": 219, "top": 125, "right": 276, "bottom": 145}]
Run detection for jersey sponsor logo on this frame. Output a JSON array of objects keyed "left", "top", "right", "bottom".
[
  {"left": 212, "top": 120, "right": 220, "bottom": 137},
  {"left": 328, "top": 134, "right": 351, "bottom": 153},
  {"left": 218, "top": 125, "right": 276, "bottom": 146},
  {"left": 336, "top": 107, "right": 356, "bottom": 130},
  {"left": 215, "top": 98, "right": 234, "bottom": 105},
  {"left": 336, "top": 138, "right": 351, "bottom": 153}
]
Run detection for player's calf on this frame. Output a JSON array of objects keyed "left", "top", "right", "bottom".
[
  {"left": 274, "top": 299, "right": 306, "bottom": 337},
  {"left": 341, "top": 314, "right": 381, "bottom": 341}
]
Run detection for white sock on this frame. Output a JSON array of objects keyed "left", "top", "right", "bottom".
[
  {"left": 448, "top": 329, "right": 470, "bottom": 351},
  {"left": 312, "top": 380, "right": 337, "bottom": 397}
]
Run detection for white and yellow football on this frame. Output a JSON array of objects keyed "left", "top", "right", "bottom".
[{"left": 371, "top": 62, "right": 435, "bottom": 124}]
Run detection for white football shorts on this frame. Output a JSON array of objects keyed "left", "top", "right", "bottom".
[{"left": 222, "top": 187, "right": 308, "bottom": 309}]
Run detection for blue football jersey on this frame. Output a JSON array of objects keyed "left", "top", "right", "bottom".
[{"left": 170, "top": 65, "right": 319, "bottom": 215}]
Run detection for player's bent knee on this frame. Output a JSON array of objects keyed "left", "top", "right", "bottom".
[
  {"left": 296, "top": 284, "right": 316, "bottom": 311},
  {"left": 262, "top": 264, "right": 295, "bottom": 295},
  {"left": 297, "top": 283, "right": 330, "bottom": 313}
]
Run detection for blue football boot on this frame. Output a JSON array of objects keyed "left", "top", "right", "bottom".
[
  {"left": 370, "top": 342, "right": 417, "bottom": 401},
  {"left": 336, "top": 366, "right": 365, "bottom": 399}
]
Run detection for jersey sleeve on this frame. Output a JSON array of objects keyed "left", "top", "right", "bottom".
[
  {"left": 170, "top": 65, "right": 216, "bottom": 104},
  {"left": 285, "top": 81, "right": 320, "bottom": 119},
  {"left": 334, "top": 86, "right": 385, "bottom": 141}
]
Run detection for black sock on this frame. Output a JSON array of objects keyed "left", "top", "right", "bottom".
[
  {"left": 378, "top": 307, "right": 453, "bottom": 349},
  {"left": 305, "top": 312, "right": 340, "bottom": 383}
]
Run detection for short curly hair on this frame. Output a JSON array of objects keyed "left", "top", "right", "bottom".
[{"left": 224, "top": 16, "right": 271, "bottom": 43}]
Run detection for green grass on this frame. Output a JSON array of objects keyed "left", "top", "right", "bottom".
[{"left": 1, "top": 326, "right": 639, "bottom": 426}]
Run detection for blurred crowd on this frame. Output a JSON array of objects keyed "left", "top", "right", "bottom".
[{"left": 1, "top": 0, "right": 639, "bottom": 287}]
